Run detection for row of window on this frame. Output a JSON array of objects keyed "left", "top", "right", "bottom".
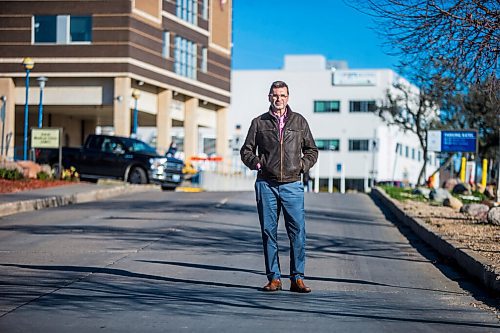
[
  {"left": 314, "top": 100, "right": 377, "bottom": 113},
  {"left": 395, "top": 143, "right": 436, "bottom": 165},
  {"left": 171, "top": 35, "right": 208, "bottom": 79},
  {"left": 34, "top": 15, "right": 92, "bottom": 44},
  {"left": 174, "top": 36, "right": 197, "bottom": 79},
  {"left": 175, "top": 0, "right": 209, "bottom": 25},
  {"left": 315, "top": 139, "right": 372, "bottom": 152},
  {"left": 317, "top": 139, "right": 437, "bottom": 166},
  {"left": 33, "top": 15, "right": 208, "bottom": 80}
]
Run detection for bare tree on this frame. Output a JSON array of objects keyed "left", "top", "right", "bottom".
[
  {"left": 352, "top": 0, "right": 499, "bottom": 95},
  {"left": 377, "top": 81, "right": 440, "bottom": 185},
  {"left": 440, "top": 77, "right": 500, "bottom": 158}
]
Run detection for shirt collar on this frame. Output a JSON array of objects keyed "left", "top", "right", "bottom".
[{"left": 269, "top": 105, "right": 289, "bottom": 119}]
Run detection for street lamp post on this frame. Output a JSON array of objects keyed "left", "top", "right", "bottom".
[
  {"left": 1, "top": 95, "right": 6, "bottom": 156},
  {"left": 22, "top": 57, "right": 34, "bottom": 160},
  {"left": 131, "top": 89, "right": 140, "bottom": 137},
  {"left": 37, "top": 76, "right": 48, "bottom": 128},
  {"left": 328, "top": 146, "right": 334, "bottom": 193}
]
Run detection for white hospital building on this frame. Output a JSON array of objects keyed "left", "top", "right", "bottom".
[{"left": 228, "top": 55, "right": 438, "bottom": 192}]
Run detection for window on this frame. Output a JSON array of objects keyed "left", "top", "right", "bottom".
[
  {"left": 174, "top": 36, "right": 197, "bottom": 79},
  {"left": 203, "top": 138, "right": 216, "bottom": 155},
  {"left": 34, "top": 15, "right": 92, "bottom": 44},
  {"left": 176, "top": 0, "right": 198, "bottom": 25},
  {"left": 314, "top": 100, "right": 340, "bottom": 113},
  {"left": 34, "top": 16, "right": 57, "bottom": 43},
  {"left": 411, "top": 148, "right": 415, "bottom": 160},
  {"left": 426, "top": 153, "right": 433, "bottom": 165},
  {"left": 349, "top": 100, "right": 376, "bottom": 112},
  {"left": 202, "top": 0, "right": 209, "bottom": 20},
  {"left": 70, "top": 16, "right": 92, "bottom": 42},
  {"left": 405, "top": 146, "right": 409, "bottom": 158},
  {"left": 86, "top": 136, "right": 103, "bottom": 150},
  {"left": 349, "top": 139, "right": 369, "bottom": 151},
  {"left": 315, "top": 139, "right": 340, "bottom": 151},
  {"left": 162, "top": 31, "right": 170, "bottom": 58},
  {"left": 201, "top": 47, "right": 208, "bottom": 72},
  {"left": 418, "top": 150, "right": 422, "bottom": 161}
]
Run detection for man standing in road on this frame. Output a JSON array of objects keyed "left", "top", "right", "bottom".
[{"left": 240, "top": 80, "right": 318, "bottom": 293}]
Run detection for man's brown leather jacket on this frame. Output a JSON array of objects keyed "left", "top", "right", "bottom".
[{"left": 240, "top": 107, "right": 318, "bottom": 183}]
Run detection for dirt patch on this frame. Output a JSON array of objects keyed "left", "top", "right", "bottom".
[
  {"left": 399, "top": 200, "right": 500, "bottom": 272},
  {"left": 0, "top": 179, "right": 74, "bottom": 194}
]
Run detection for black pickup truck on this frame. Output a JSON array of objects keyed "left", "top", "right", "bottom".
[{"left": 36, "top": 134, "right": 184, "bottom": 190}]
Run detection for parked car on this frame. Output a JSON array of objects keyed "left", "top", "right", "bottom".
[{"left": 36, "top": 134, "right": 184, "bottom": 190}]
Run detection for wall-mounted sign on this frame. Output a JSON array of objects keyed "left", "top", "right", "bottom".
[
  {"left": 332, "top": 70, "right": 377, "bottom": 86},
  {"left": 427, "top": 130, "right": 477, "bottom": 153}
]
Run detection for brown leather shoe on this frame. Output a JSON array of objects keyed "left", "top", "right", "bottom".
[
  {"left": 262, "top": 279, "right": 282, "bottom": 291},
  {"left": 290, "top": 279, "right": 311, "bottom": 293}
]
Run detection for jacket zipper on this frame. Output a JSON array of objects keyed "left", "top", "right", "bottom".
[{"left": 280, "top": 135, "right": 283, "bottom": 181}]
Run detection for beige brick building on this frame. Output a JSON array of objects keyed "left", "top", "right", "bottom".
[{"left": 0, "top": 0, "right": 232, "bottom": 162}]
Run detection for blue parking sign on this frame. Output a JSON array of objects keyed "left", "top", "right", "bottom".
[{"left": 441, "top": 130, "right": 477, "bottom": 153}]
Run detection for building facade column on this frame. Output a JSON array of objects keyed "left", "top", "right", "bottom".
[
  {"left": 216, "top": 106, "right": 229, "bottom": 172},
  {"left": 183, "top": 97, "right": 198, "bottom": 160},
  {"left": 113, "top": 77, "right": 131, "bottom": 137},
  {"left": 0, "top": 78, "right": 16, "bottom": 159},
  {"left": 156, "top": 89, "right": 172, "bottom": 155}
]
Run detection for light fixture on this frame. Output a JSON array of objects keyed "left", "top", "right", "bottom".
[
  {"left": 22, "top": 57, "right": 34, "bottom": 160},
  {"left": 115, "top": 95, "right": 123, "bottom": 102},
  {"left": 131, "top": 89, "right": 141, "bottom": 136},
  {"left": 0, "top": 95, "right": 6, "bottom": 156},
  {"left": 132, "top": 89, "right": 141, "bottom": 100},
  {"left": 22, "top": 57, "right": 35, "bottom": 71},
  {"left": 36, "top": 76, "right": 48, "bottom": 128}
]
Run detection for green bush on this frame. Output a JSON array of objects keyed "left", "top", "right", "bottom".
[
  {"left": 0, "top": 168, "right": 24, "bottom": 180},
  {"left": 379, "top": 185, "right": 427, "bottom": 202},
  {"left": 455, "top": 190, "right": 487, "bottom": 204},
  {"left": 37, "top": 171, "right": 52, "bottom": 180}
]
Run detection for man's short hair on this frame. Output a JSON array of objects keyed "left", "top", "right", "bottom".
[{"left": 269, "top": 80, "right": 289, "bottom": 95}]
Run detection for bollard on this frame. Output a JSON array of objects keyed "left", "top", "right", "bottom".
[{"left": 460, "top": 157, "right": 466, "bottom": 182}]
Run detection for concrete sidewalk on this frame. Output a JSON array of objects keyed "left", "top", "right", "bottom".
[{"left": 0, "top": 182, "right": 160, "bottom": 218}]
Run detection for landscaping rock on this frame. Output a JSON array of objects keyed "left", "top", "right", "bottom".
[
  {"left": 484, "top": 185, "right": 497, "bottom": 199},
  {"left": 481, "top": 200, "right": 496, "bottom": 208},
  {"left": 442, "top": 178, "right": 460, "bottom": 191},
  {"left": 412, "top": 187, "right": 431, "bottom": 199},
  {"left": 443, "top": 196, "right": 463, "bottom": 211},
  {"left": 452, "top": 183, "right": 471, "bottom": 195},
  {"left": 487, "top": 207, "right": 500, "bottom": 226},
  {"left": 16, "top": 161, "right": 42, "bottom": 179},
  {"left": 429, "top": 188, "right": 452, "bottom": 203},
  {"left": 0, "top": 160, "right": 23, "bottom": 173},
  {"left": 460, "top": 203, "right": 490, "bottom": 222}
]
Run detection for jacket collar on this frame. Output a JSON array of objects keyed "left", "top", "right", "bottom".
[{"left": 268, "top": 105, "right": 293, "bottom": 119}]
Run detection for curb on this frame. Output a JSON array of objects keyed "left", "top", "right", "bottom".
[
  {"left": 0, "top": 184, "right": 159, "bottom": 218},
  {"left": 371, "top": 187, "right": 499, "bottom": 294}
]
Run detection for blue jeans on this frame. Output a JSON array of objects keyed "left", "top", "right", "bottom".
[{"left": 255, "top": 179, "right": 306, "bottom": 282}]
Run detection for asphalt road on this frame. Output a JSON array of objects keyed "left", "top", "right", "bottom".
[{"left": 0, "top": 191, "right": 498, "bottom": 332}]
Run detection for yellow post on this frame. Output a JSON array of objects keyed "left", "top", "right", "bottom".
[
  {"left": 481, "top": 159, "right": 488, "bottom": 187},
  {"left": 460, "top": 157, "right": 466, "bottom": 182}
]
